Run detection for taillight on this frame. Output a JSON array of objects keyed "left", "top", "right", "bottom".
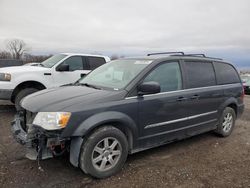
[{"left": 241, "top": 85, "right": 245, "bottom": 100}]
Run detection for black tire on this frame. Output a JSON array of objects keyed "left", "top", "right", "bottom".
[
  {"left": 15, "top": 88, "right": 39, "bottom": 111},
  {"left": 215, "top": 107, "right": 236, "bottom": 137},
  {"left": 79, "top": 126, "right": 128, "bottom": 179}
]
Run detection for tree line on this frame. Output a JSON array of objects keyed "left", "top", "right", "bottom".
[
  {"left": 0, "top": 38, "right": 123, "bottom": 63},
  {"left": 0, "top": 39, "right": 52, "bottom": 63}
]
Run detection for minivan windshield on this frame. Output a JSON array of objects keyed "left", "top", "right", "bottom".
[
  {"left": 40, "top": 54, "right": 67, "bottom": 68},
  {"left": 79, "top": 59, "right": 152, "bottom": 90}
]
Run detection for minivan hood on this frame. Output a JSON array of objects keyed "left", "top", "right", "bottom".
[
  {"left": 21, "top": 86, "right": 125, "bottom": 112},
  {"left": 0, "top": 66, "right": 47, "bottom": 73}
]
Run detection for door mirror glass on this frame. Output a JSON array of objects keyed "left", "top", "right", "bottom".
[
  {"left": 56, "top": 64, "right": 69, "bottom": 72},
  {"left": 138, "top": 81, "right": 160, "bottom": 96}
]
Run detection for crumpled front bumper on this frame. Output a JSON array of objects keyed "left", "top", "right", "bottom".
[
  {"left": 11, "top": 115, "right": 28, "bottom": 145},
  {"left": 11, "top": 113, "right": 66, "bottom": 160}
]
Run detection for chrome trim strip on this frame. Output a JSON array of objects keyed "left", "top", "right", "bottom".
[
  {"left": 125, "top": 83, "right": 241, "bottom": 100},
  {"left": 139, "top": 119, "right": 218, "bottom": 140},
  {"left": 145, "top": 110, "right": 218, "bottom": 129}
]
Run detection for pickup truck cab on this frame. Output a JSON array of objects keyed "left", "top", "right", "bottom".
[{"left": 0, "top": 53, "right": 110, "bottom": 110}]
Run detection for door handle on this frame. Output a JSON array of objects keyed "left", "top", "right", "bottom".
[
  {"left": 190, "top": 94, "right": 200, "bottom": 100},
  {"left": 177, "top": 96, "right": 188, "bottom": 102}
]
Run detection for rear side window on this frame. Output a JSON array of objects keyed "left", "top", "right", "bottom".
[
  {"left": 214, "top": 62, "right": 240, "bottom": 84},
  {"left": 88, "top": 57, "right": 106, "bottom": 70},
  {"left": 185, "top": 61, "right": 216, "bottom": 88}
]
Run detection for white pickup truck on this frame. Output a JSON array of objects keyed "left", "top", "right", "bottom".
[{"left": 0, "top": 53, "right": 110, "bottom": 110}]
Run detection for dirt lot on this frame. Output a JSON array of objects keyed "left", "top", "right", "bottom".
[{"left": 0, "top": 97, "right": 250, "bottom": 188}]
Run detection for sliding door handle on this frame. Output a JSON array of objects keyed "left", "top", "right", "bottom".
[{"left": 190, "top": 94, "right": 200, "bottom": 100}]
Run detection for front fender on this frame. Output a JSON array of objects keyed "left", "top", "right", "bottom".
[
  {"left": 70, "top": 111, "right": 138, "bottom": 138},
  {"left": 68, "top": 111, "right": 138, "bottom": 167},
  {"left": 12, "top": 73, "right": 51, "bottom": 89}
]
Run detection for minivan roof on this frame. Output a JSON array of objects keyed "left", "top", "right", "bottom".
[{"left": 123, "top": 53, "right": 228, "bottom": 63}]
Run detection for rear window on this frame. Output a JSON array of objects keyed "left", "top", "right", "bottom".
[
  {"left": 214, "top": 62, "right": 240, "bottom": 84},
  {"left": 88, "top": 57, "right": 106, "bottom": 70},
  {"left": 185, "top": 61, "right": 216, "bottom": 88}
]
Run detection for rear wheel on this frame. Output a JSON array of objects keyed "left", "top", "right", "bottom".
[
  {"left": 14, "top": 88, "right": 39, "bottom": 111},
  {"left": 79, "top": 126, "right": 128, "bottom": 178},
  {"left": 215, "top": 107, "right": 236, "bottom": 137}
]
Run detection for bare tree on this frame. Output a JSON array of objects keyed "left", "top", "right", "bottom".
[
  {"left": 0, "top": 50, "right": 12, "bottom": 59},
  {"left": 5, "top": 39, "right": 29, "bottom": 59}
]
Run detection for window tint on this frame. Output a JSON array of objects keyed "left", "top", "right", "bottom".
[
  {"left": 214, "top": 62, "right": 240, "bottom": 84},
  {"left": 61, "top": 56, "right": 83, "bottom": 71},
  {"left": 88, "top": 57, "right": 106, "bottom": 70},
  {"left": 143, "top": 62, "right": 182, "bottom": 92},
  {"left": 185, "top": 61, "right": 216, "bottom": 88}
]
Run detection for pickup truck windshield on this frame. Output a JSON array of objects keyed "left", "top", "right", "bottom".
[
  {"left": 79, "top": 59, "right": 152, "bottom": 90},
  {"left": 41, "top": 54, "right": 67, "bottom": 68}
]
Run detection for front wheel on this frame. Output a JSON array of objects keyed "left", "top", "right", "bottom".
[
  {"left": 215, "top": 107, "right": 236, "bottom": 137},
  {"left": 15, "top": 88, "right": 39, "bottom": 111},
  {"left": 79, "top": 126, "right": 128, "bottom": 178}
]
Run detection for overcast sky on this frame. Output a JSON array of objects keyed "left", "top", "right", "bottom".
[{"left": 0, "top": 0, "right": 250, "bottom": 67}]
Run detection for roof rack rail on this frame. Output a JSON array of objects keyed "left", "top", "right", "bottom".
[
  {"left": 205, "top": 56, "right": 223, "bottom": 60},
  {"left": 173, "top": 53, "right": 223, "bottom": 60},
  {"left": 147, "top": 52, "right": 223, "bottom": 60},
  {"left": 185, "top": 54, "right": 206, "bottom": 57},
  {"left": 147, "top": 52, "right": 184, "bottom": 56}
]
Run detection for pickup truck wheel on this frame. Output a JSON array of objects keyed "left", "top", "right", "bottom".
[
  {"left": 15, "top": 88, "right": 39, "bottom": 111},
  {"left": 79, "top": 126, "right": 128, "bottom": 179},
  {"left": 215, "top": 107, "right": 236, "bottom": 137}
]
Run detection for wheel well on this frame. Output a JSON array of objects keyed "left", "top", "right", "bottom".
[
  {"left": 228, "top": 103, "right": 237, "bottom": 117},
  {"left": 11, "top": 81, "right": 46, "bottom": 102},
  {"left": 85, "top": 122, "right": 134, "bottom": 153}
]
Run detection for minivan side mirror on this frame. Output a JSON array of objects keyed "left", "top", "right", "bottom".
[
  {"left": 138, "top": 81, "right": 161, "bottom": 96},
  {"left": 56, "top": 64, "right": 69, "bottom": 72}
]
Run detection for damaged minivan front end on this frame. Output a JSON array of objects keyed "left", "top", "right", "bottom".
[
  {"left": 12, "top": 110, "right": 71, "bottom": 161},
  {"left": 10, "top": 85, "right": 122, "bottom": 170}
]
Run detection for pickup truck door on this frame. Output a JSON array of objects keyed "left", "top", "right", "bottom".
[{"left": 52, "top": 56, "right": 91, "bottom": 87}]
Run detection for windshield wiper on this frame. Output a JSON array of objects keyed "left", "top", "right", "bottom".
[{"left": 77, "top": 83, "right": 101, "bottom": 90}]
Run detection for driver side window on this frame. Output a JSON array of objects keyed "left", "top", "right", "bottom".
[
  {"left": 143, "top": 62, "right": 182, "bottom": 92},
  {"left": 61, "top": 56, "right": 83, "bottom": 71}
]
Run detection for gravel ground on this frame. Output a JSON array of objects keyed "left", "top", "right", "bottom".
[{"left": 0, "top": 97, "right": 250, "bottom": 188}]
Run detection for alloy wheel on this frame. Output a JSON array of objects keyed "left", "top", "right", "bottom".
[
  {"left": 222, "top": 113, "right": 233, "bottom": 133},
  {"left": 91, "top": 137, "right": 122, "bottom": 171}
]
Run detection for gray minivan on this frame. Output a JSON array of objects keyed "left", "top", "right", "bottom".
[{"left": 12, "top": 52, "right": 244, "bottom": 178}]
